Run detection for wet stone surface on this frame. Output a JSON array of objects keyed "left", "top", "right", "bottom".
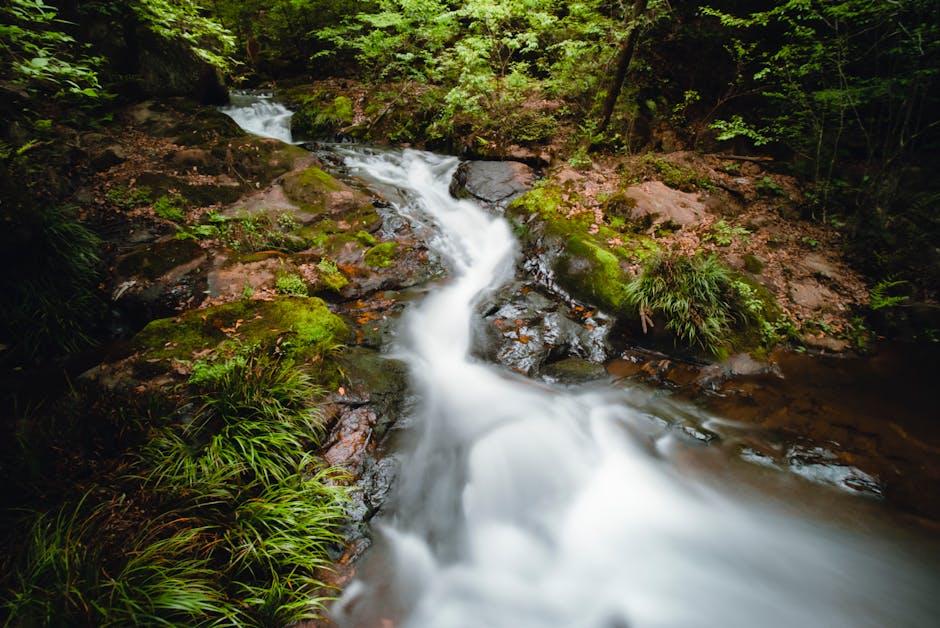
[{"left": 476, "top": 282, "right": 612, "bottom": 376}]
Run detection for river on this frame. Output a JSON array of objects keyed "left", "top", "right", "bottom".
[{"left": 221, "top": 94, "right": 939, "bottom": 628}]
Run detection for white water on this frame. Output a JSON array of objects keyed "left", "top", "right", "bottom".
[
  {"left": 219, "top": 99, "right": 938, "bottom": 628},
  {"left": 332, "top": 149, "right": 937, "bottom": 628},
  {"left": 219, "top": 91, "right": 294, "bottom": 143}
]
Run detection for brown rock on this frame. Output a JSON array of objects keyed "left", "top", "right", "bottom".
[{"left": 623, "top": 181, "right": 706, "bottom": 227}]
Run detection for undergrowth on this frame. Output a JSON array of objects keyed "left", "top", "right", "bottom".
[
  {"left": 0, "top": 204, "right": 104, "bottom": 362},
  {"left": 625, "top": 253, "right": 769, "bottom": 354},
  {"left": 2, "top": 344, "right": 348, "bottom": 626}
]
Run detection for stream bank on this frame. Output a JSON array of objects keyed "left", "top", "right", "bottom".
[{"left": 2, "top": 91, "right": 937, "bottom": 626}]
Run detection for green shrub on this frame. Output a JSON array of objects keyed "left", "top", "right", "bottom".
[
  {"left": 705, "top": 220, "right": 751, "bottom": 246},
  {"left": 870, "top": 279, "right": 909, "bottom": 310},
  {"left": 625, "top": 253, "right": 763, "bottom": 354},
  {"left": 153, "top": 194, "right": 187, "bottom": 222},
  {"left": 106, "top": 185, "right": 152, "bottom": 209},
  {"left": 275, "top": 273, "right": 308, "bottom": 296}
]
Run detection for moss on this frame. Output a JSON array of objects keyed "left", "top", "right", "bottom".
[
  {"left": 363, "top": 242, "right": 399, "bottom": 268},
  {"left": 601, "top": 191, "right": 638, "bottom": 219},
  {"left": 133, "top": 297, "right": 348, "bottom": 361},
  {"left": 635, "top": 155, "right": 712, "bottom": 192},
  {"left": 281, "top": 166, "right": 343, "bottom": 213},
  {"left": 509, "top": 183, "right": 654, "bottom": 317},
  {"left": 355, "top": 230, "right": 378, "bottom": 246},
  {"left": 743, "top": 254, "right": 765, "bottom": 274},
  {"left": 106, "top": 185, "right": 152, "bottom": 209},
  {"left": 557, "top": 236, "right": 631, "bottom": 312},
  {"left": 275, "top": 273, "right": 308, "bottom": 296},
  {"left": 316, "top": 259, "right": 348, "bottom": 293},
  {"left": 288, "top": 90, "right": 356, "bottom": 139}
]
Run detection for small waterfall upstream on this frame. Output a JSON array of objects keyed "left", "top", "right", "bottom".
[
  {"left": 221, "top": 96, "right": 939, "bottom": 628},
  {"left": 219, "top": 91, "right": 294, "bottom": 143}
]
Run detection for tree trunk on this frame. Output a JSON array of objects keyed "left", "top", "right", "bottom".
[{"left": 599, "top": 0, "right": 649, "bottom": 133}]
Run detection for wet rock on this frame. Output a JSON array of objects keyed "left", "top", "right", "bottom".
[
  {"left": 478, "top": 284, "right": 612, "bottom": 375},
  {"left": 91, "top": 145, "right": 127, "bottom": 171},
  {"left": 623, "top": 180, "right": 706, "bottom": 227},
  {"left": 335, "top": 347, "right": 408, "bottom": 425},
  {"left": 206, "top": 252, "right": 288, "bottom": 298},
  {"left": 449, "top": 160, "right": 535, "bottom": 203},
  {"left": 336, "top": 243, "right": 437, "bottom": 299},
  {"left": 696, "top": 352, "right": 782, "bottom": 390},
  {"left": 542, "top": 357, "right": 608, "bottom": 384},
  {"left": 323, "top": 406, "right": 378, "bottom": 475},
  {"left": 111, "top": 237, "right": 209, "bottom": 320},
  {"left": 801, "top": 334, "right": 850, "bottom": 353}
]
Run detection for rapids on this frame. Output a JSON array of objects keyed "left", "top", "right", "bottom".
[{"left": 220, "top": 96, "right": 939, "bottom": 628}]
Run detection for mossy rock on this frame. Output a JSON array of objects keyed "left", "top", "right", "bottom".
[
  {"left": 282, "top": 165, "right": 343, "bottom": 210},
  {"left": 211, "top": 136, "right": 308, "bottom": 184},
  {"left": 508, "top": 184, "right": 640, "bottom": 319},
  {"left": 364, "top": 242, "right": 399, "bottom": 268},
  {"left": 133, "top": 297, "right": 349, "bottom": 362},
  {"left": 743, "top": 254, "right": 765, "bottom": 275},
  {"left": 136, "top": 171, "right": 245, "bottom": 207},
  {"left": 556, "top": 236, "right": 631, "bottom": 313},
  {"left": 287, "top": 90, "right": 355, "bottom": 139}
]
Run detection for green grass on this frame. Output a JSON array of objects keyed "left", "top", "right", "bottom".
[
  {"left": 3, "top": 343, "right": 349, "bottom": 626},
  {"left": 625, "top": 253, "right": 765, "bottom": 354},
  {"left": 0, "top": 204, "right": 104, "bottom": 361}
]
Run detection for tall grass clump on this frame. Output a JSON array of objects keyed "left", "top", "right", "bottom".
[
  {"left": 0, "top": 204, "right": 104, "bottom": 362},
  {"left": 4, "top": 344, "right": 348, "bottom": 626},
  {"left": 625, "top": 253, "right": 764, "bottom": 354},
  {"left": 3, "top": 499, "right": 233, "bottom": 626}
]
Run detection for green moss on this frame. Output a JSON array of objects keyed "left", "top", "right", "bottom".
[
  {"left": 743, "top": 254, "right": 765, "bottom": 274},
  {"left": 281, "top": 166, "right": 342, "bottom": 212},
  {"left": 355, "top": 230, "right": 378, "bottom": 246},
  {"left": 363, "top": 242, "right": 399, "bottom": 268},
  {"left": 289, "top": 91, "right": 356, "bottom": 139},
  {"left": 106, "top": 185, "right": 152, "bottom": 209},
  {"left": 316, "top": 259, "right": 348, "bottom": 293},
  {"left": 133, "top": 297, "right": 348, "bottom": 361},
  {"left": 635, "top": 155, "right": 712, "bottom": 192},
  {"left": 557, "top": 236, "right": 631, "bottom": 312}
]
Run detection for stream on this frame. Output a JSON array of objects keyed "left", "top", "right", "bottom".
[{"left": 222, "top": 95, "right": 939, "bottom": 628}]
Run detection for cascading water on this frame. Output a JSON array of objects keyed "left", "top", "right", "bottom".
[
  {"left": 331, "top": 149, "right": 937, "bottom": 628},
  {"left": 219, "top": 98, "right": 938, "bottom": 628},
  {"left": 219, "top": 91, "right": 294, "bottom": 143}
]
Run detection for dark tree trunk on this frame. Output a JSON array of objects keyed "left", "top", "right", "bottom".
[{"left": 598, "top": 0, "right": 649, "bottom": 133}]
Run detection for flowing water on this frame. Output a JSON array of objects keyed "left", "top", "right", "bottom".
[
  {"left": 221, "top": 97, "right": 939, "bottom": 628},
  {"left": 219, "top": 91, "right": 294, "bottom": 143}
]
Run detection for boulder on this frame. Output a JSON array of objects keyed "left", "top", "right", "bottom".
[
  {"left": 623, "top": 180, "right": 706, "bottom": 227},
  {"left": 449, "top": 160, "right": 535, "bottom": 203}
]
